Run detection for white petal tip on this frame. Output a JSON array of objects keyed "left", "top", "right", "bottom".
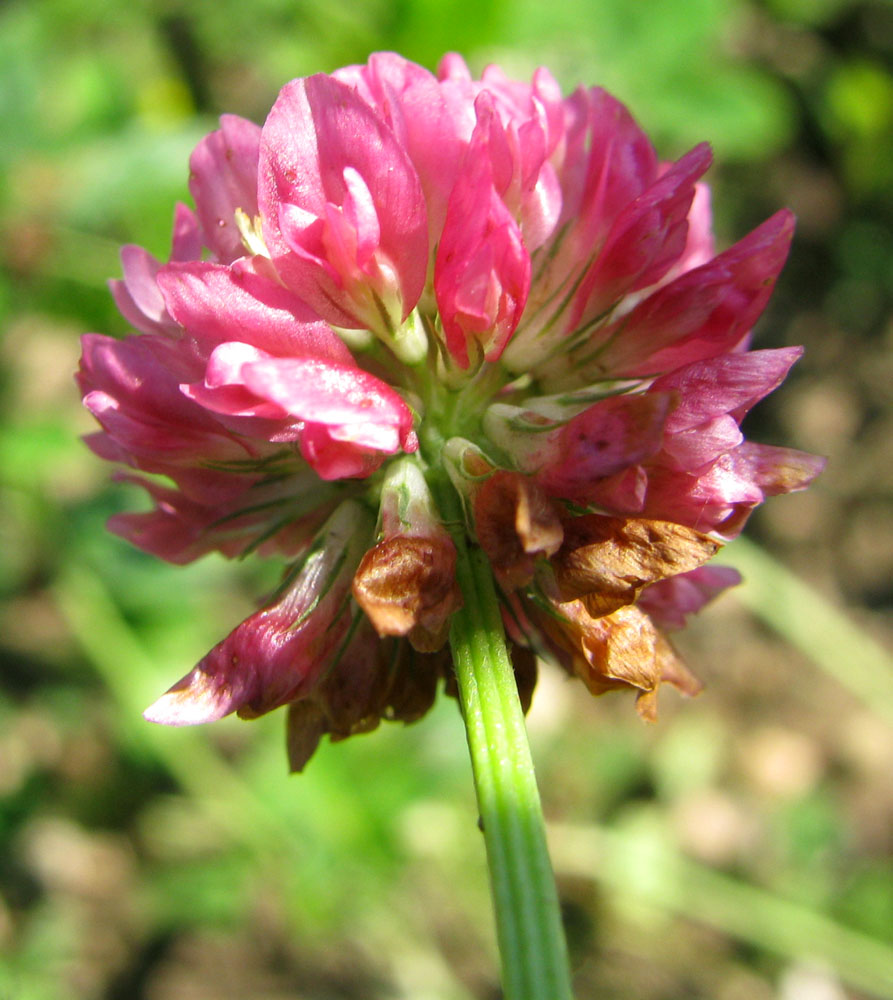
[{"left": 143, "top": 680, "right": 236, "bottom": 726}]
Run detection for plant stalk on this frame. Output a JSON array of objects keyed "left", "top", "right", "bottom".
[{"left": 429, "top": 470, "right": 574, "bottom": 1000}]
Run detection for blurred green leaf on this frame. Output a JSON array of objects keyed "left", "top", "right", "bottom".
[{"left": 765, "top": 0, "right": 850, "bottom": 25}]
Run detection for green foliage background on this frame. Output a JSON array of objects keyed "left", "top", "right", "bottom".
[{"left": 1, "top": 0, "right": 892, "bottom": 997}]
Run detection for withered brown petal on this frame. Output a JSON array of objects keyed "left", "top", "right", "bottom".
[
  {"left": 574, "top": 603, "right": 662, "bottom": 695},
  {"left": 407, "top": 619, "right": 451, "bottom": 654},
  {"left": 555, "top": 515, "right": 720, "bottom": 613},
  {"left": 655, "top": 632, "right": 702, "bottom": 699},
  {"left": 319, "top": 619, "right": 391, "bottom": 736},
  {"left": 352, "top": 535, "right": 462, "bottom": 648},
  {"left": 511, "top": 644, "right": 539, "bottom": 715},
  {"left": 286, "top": 700, "right": 328, "bottom": 773},
  {"left": 383, "top": 642, "right": 447, "bottom": 723},
  {"left": 632, "top": 634, "right": 702, "bottom": 721},
  {"left": 532, "top": 598, "right": 681, "bottom": 719},
  {"left": 474, "top": 470, "right": 564, "bottom": 590}
]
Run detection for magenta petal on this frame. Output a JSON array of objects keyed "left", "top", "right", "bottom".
[
  {"left": 299, "top": 425, "right": 392, "bottom": 480},
  {"left": 144, "top": 501, "right": 372, "bottom": 725},
  {"left": 585, "top": 465, "right": 649, "bottom": 513},
  {"left": 592, "top": 210, "right": 796, "bottom": 377},
  {"left": 109, "top": 204, "right": 203, "bottom": 337},
  {"left": 109, "top": 245, "right": 169, "bottom": 335},
  {"left": 661, "top": 414, "right": 744, "bottom": 471},
  {"left": 335, "top": 53, "right": 476, "bottom": 248},
  {"left": 401, "top": 76, "right": 478, "bottom": 241},
  {"left": 188, "top": 114, "right": 262, "bottom": 263},
  {"left": 333, "top": 52, "right": 439, "bottom": 119},
  {"left": 181, "top": 380, "right": 291, "bottom": 422},
  {"left": 641, "top": 441, "right": 823, "bottom": 538},
  {"left": 144, "top": 663, "right": 255, "bottom": 725},
  {"left": 120, "top": 245, "right": 167, "bottom": 323},
  {"left": 171, "top": 202, "right": 203, "bottom": 262},
  {"left": 540, "top": 391, "right": 674, "bottom": 498},
  {"left": 725, "top": 441, "right": 826, "bottom": 496},
  {"left": 438, "top": 52, "right": 473, "bottom": 81},
  {"left": 179, "top": 337, "right": 418, "bottom": 462},
  {"left": 341, "top": 166, "right": 382, "bottom": 265},
  {"left": 107, "top": 477, "right": 245, "bottom": 566},
  {"left": 655, "top": 347, "right": 804, "bottom": 432},
  {"left": 107, "top": 465, "right": 326, "bottom": 565},
  {"left": 571, "top": 142, "right": 713, "bottom": 323},
  {"left": 435, "top": 95, "right": 531, "bottom": 367},
  {"left": 204, "top": 341, "right": 270, "bottom": 387},
  {"left": 77, "top": 333, "right": 244, "bottom": 466},
  {"left": 180, "top": 342, "right": 297, "bottom": 423},
  {"left": 258, "top": 74, "right": 428, "bottom": 327},
  {"left": 142, "top": 586, "right": 331, "bottom": 724},
  {"left": 240, "top": 356, "right": 415, "bottom": 452},
  {"left": 558, "top": 86, "right": 659, "bottom": 250},
  {"left": 670, "top": 181, "right": 715, "bottom": 275},
  {"left": 639, "top": 565, "right": 742, "bottom": 630},
  {"left": 157, "top": 260, "right": 352, "bottom": 362}
]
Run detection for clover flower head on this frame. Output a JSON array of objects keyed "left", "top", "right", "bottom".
[{"left": 79, "top": 52, "right": 823, "bottom": 769}]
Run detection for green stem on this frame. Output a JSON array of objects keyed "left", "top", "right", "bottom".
[{"left": 429, "top": 470, "right": 574, "bottom": 1000}]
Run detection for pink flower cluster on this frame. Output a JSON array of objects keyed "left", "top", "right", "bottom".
[{"left": 79, "top": 53, "right": 822, "bottom": 766}]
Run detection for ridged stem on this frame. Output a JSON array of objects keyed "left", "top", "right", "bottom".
[{"left": 428, "top": 469, "right": 574, "bottom": 1000}]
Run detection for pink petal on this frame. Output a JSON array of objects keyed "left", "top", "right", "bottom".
[
  {"left": 144, "top": 502, "right": 371, "bottom": 724},
  {"left": 608, "top": 210, "right": 796, "bottom": 376},
  {"left": 109, "top": 469, "right": 331, "bottom": 565},
  {"left": 258, "top": 74, "right": 428, "bottom": 328},
  {"left": 639, "top": 565, "right": 742, "bottom": 630},
  {"left": 668, "top": 181, "right": 714, "bottom": 276},
  {"left": 336, "top": 54, "right": 479, "bottom": 247},
  {"left": 681, "top": 442, "right": 823, "bottom": 537},
  {"left": 557, "top": 86, "right": 658, "bottom": 249},
  {"left": 638, "top": 442, "right": 816, "bottom": 536},
  {"left": 188, "top": 114, "right": 262, "bottom": 263},
  {"left": 570, "top": 142, "right": 713, "bottom": 325},
  {"left": 240, "top": 356, "right": 415, "bottom": 452},
  {"left": 340, "top": 166, "right": 382, "bottom": 266},
  {"left": 157, "top": 260, "right": 353, "bottom": 362},
  {"left": 581, "top": 465, "right": 649, "bottom": 513},
  {"left": 109, "top": 204, "right": 203, "bottom": 336},
  {"left": 438, "top": 53, "right": 473, "bottom": 82},
  {"left": 401, "top": 77, "right": 478, "bottom": 242},
  {"left": 171, "top": 202, "right": 203, "bottom": 261},
  {"left": 435, "top": 95, "right": 531, "bottom": 367},
  {"left": 108, "top": 479, "right": 245, "bottom": 565},
  {"left": 204, "top": 341, "right": 271, "bottom": 387},
  {"left": 540, "top": 391, "right": 674, "bottom": 498},
  {"left": 77, "top": 333, "right": 243, "bottom": 467},
  {"left": 109, "top": 245, "right": 168, "bottom": 335},
  {"left": 332, "top": 51, "right": 439, "bottom": 147},
  {"left": 723, "top": 441, "right": 826, "bottom": 496},
  {"left": 514, "top": 85, "right": 659, "bottom": 340},
  {"left": 661, "top": 414, "right": 744, "bottom": 471},
  {"left": 298, "top": 425, "right": 393, "bottom": 480},
  {"left": 181, "top": 341, "right": 292, "bottom": 422},
  {"left": 654, "top": 347, "right": 803, "bottom": 433}
]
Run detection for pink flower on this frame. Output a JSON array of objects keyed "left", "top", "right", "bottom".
[
  {"left": 258, "top": 74, "right": 429, "bottom": 342},
  {"left": 80, "top": 53, "right": 823, "bottom": 764}
]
